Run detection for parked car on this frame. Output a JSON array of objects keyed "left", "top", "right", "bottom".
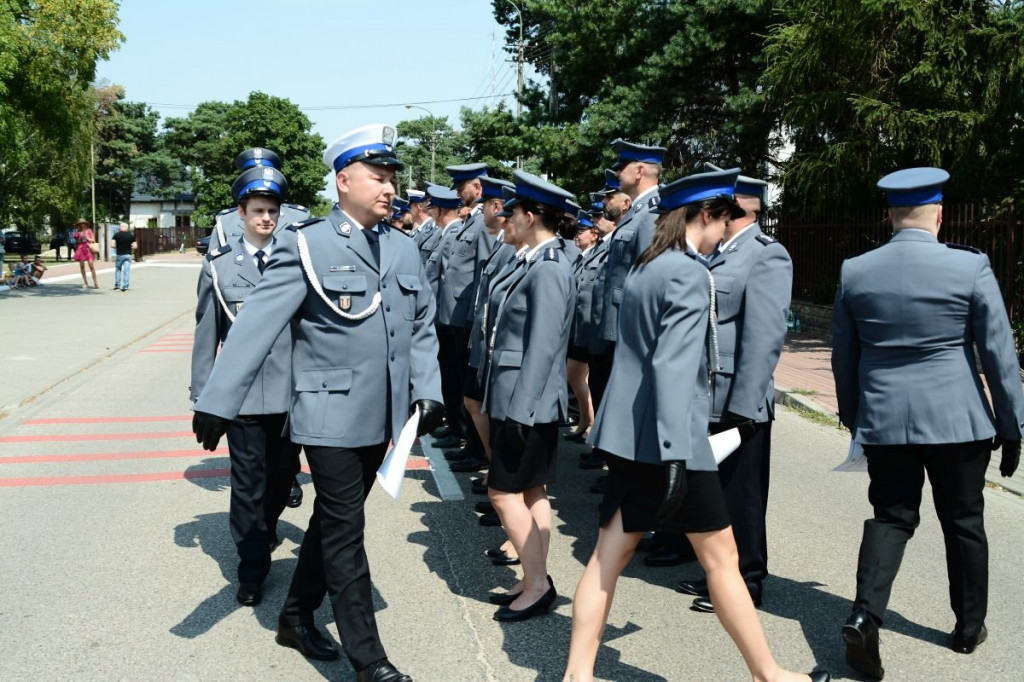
[
  {"left": 3, "top": 231, "right": 42, "bottom": 255},
  {"left": 196, "top": 235, "right": 210, "bottom": 255}
]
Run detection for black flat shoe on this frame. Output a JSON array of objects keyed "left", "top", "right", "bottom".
[
  {"left": 236, "top": 582, "right": 262, "bottom": 606},
  {"left": 491, "top": 552, "right": 520, "bottom": 566},
  {"left": 951, "top": 624, "right": 987, "bottom": 653},
  {"left": 478, "top": 510, "right": 501, "bottom": 527},
  {"left": 493, "top": 585, "right": 556, "bottom": 622},
  {"left": 471, "top": 480, "right": 488, "bottom": 495},
  {"left": 488, "top": 575, "right": 552, "bottom": 605},
  {"left": 287, "top": 478, "right": 303, "bottom": 508},
  {"left": 807, "top": 671, "right": 830, "bottom": 682},
  {"left": 356, "top": 658, "right": 412, "bottom": 682},
  {"left": 475, "top": 501, "right": 495, "bottom": 514},
  {"left": 842, "top": 608, "right": 884, "bottom": 680},
  {"left": 691, "top": 581, "right": 762, "bottom": 613},
  {"left": 450, "top": 456, "right": 486, "bottom": 472},
  {"left": 275, "top": 622, "right": 339, "bottom": 661},
  {"left": 675, "top": 579, "right": 708, "bottom": 597}
]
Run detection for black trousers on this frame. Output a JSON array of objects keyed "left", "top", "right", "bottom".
[
  {"left": 280, "top": 443, "right": 388, "bottom": 670},
  {"left": 856, "top": 440, "right": 991, "bottom": 635},
  {"left": 226, "top": 413, "right": 301, "bottom": 584},
  {"left": 713, "top": 420, "right": 771, "bottom": 583},
  {"left": 436, "top": 324, "right": 467, "bottom": 437},
  {"left": 588, "top": 343, "right": 615, "bottom": 412}
]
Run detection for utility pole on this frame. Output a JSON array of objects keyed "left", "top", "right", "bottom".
[
  {"left": 404, "top": 104, "right": 437, "bottom": 184},
  {"left": 504, "top": 0, "right": 525, "bottom": 169}
]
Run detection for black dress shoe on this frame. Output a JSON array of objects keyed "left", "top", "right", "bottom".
[
  {"left": 563, "top": 431, "right": 588, "bottom": 443},
  {"left": 691, "top": 581, "right": 762, "bottom": 613},
  {"left": 951, "top": 624, "right": 987, "bottom": 653},
  {"left": 579, "top": 451, "right": 605, "bottom": 469},
  {"left": 450, "top": 456, "right": 486, "bottom": 472},
  {"left": 275, "top": 622, "right": 340, "bottom": 661},
  {"left": 488, "top": 575, "right": 553, "bottom": 605},
  {"left": 807, "top": 671, "right": 830, "bottom": 682},
  {"left": 443, "top": 447, "right": 469, "bottom": 462},
  {"left": 589, "top": 475, "right": 607, "bottom": 494},
  {"left": 431, "top": 425, "right": 453, "bottom": 439},
  {"left": 635, "top": 534, "right": 663, "bottom": 553},
  {"left": 471, "top": 478, "right": 488, "bottom": 495},
  {"left": 356, "top": 658, "right": 412, "bottom": 682},
  {"left": 287, "top": 478, "right": 303, "bottom": 508},
  {"left": 494, "top": 585, "right": 557, "bottom": 622},
  {"left": 842, "top": 608, "right": 884, "bottom": 680},
  {"left": 675, "top": 579, "right": 709, "bottom": 597},
  {"left": 433, "top": 436, "right": 464, "bottom": 449},
  {"left": 475, "top": 501, "right": 495, "bottom": 514},
  {"left": 236, "top": 582, "right": 262, "bottom": 606},
  {"left": 491, "top": 551, "right": 520, "bottom": 566},
  {"left": 478, "top": 510, "right": 501, "bottom": 527}
]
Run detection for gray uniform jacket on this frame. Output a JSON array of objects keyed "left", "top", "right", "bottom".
[
  {"left": 483, "top": 240, "right": 575, "bottom": 425},
  {"left": 437, "top": 208, "right": 485, "bottom": 327},
  {"left": 599, "top": 188, "right": 660, "bottom": 342},
  {"left": 832, "top": 229, "right": 1024, "bottom": 445},
  {"left": 210, "top": 204, "right": 311, "bottom": 251},
  {"left": 468, "top": 240, "right": 517, "bottom": 371},
  {"left": 190, "top": 238, "right": 292, "bottom": 416},
  {"left": 707, "top": 225, "right": 792, "bottom": 422},
  {"left": 414, "top": 219, "right": 437, "bottom": 259},
  {"left": 424, "top": 219, "right": 461, "bottom": 301},
  {"left": 589, "top": 249, "right": 716, "bottom": 469},
  {"left": 573, "top": 237, "right": 612, "bottom": 351},
  {"left": 561, "top": 238, "right": 582, "bottom": 266},
  {"left": 192, "top": 206, "right": 442, "bottom": 448}
]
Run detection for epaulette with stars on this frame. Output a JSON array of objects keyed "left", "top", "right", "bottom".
[
  {"left": 647, "top": 195, "right": 660, "bottom": 210},
  {"left": 287, "top": 218, "right": 323, "bottom": 231},
  {"left": 206, "top": 244, "right": 232, "bottom": 261},
  {"left": 946, "top": 242, "right": 981, "bottom": 254},
  {"left": 755, "top": 234, "right": 777, "bottom": 246},
  {"left": 285, "top": 203, "right": 308, "bottom": 212}
]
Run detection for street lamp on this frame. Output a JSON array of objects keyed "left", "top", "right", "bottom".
[{"left": 404, "top": 104, "right": 437, "bottom": 184}]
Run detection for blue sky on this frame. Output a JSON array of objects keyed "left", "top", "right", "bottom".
[{"left": 97, "top": 0, "right": 529, "bottom": 142}]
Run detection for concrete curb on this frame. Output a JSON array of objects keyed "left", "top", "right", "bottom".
[{"left": 775, "top": 386, "right": 1024, "bottom": 497}]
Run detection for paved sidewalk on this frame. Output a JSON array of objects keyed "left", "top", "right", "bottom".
[{"left": 774, "top": 333, "right": 1024, "bottom": 495}]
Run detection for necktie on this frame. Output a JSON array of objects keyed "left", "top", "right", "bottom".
[
  {"left": 363, "top": 228, "right": 381, "bottom": 267},
  {"left": 255, "top": 250, "right": 266, "bottom": 274}
]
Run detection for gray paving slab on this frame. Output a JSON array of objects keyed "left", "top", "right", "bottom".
[{"left": 0, "top": 264, "right": 1021, "bottom": 681}]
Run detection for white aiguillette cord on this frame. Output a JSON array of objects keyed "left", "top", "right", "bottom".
[
  {"left": 297, "top": 230, "right": 382, "bottom": 321},
  {"left": 705, "top": 268, "right": 720, "bottom": 375},
  {"left": 208, "top": 259, "right": 236, "bottom": 323}
]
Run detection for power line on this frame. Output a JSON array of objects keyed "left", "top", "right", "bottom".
[{"left": 144, "top": 94, "right": 513, "bottom": 112}]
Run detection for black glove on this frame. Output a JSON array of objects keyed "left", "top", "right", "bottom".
[
  {"left": 192, "top": 411, "right": 229, "bottom": 452},
  {"left": 412, "top": 399, "right": 445, "bottom": 437},
  {"left": 998, "top": 438, "right": 1021, "bottom": 478},
  {"left": 722, "top": 412, "right": 757, "bottom": 441},
  {"left": 656, "top": 460, "right": 688, "bottom": 525},
  {"left": 505, "top": 418, "right": 529, "bottom": 457}
]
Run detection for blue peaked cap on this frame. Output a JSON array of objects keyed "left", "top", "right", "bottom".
[
  {"left": 497, "top": 170, "right": 575, "bottom": 217},
  {"left": 231, "top": 166, "right": 288, "bottom": 203},
  {"left": 704, "top": 162, "right": 768, "bottom": 203},
  {"left": 446, "top": 163, "right": 489, "bottom": 188},
  {"left": 877, "top": 167, "right": 949, "bottom": 206},
  {"left": 476, "top": 176, "right": 515, "bottom": 202},
  {"left": 406, "top": 189, "right": 427, "bottom": 204},
  {"left": 610, "top": 139, "right": 666, "bottom": 171},
  {"left": 426, "top": 184, "right": 461, "bottom": 209},
  {"left": 655, "top": 168, "right": 741, "bottom": 214},
  {"left": 601, "top": 169, "right": 620, "bottom": 193},
  {"left": 235, "top": 147, "right": 282, "bottom": 171},
  {"left": 324, "top": 124, "right": 402, "bottom": 173}
]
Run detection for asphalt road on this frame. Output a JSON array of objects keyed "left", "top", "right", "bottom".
[{"left": 1, "top": 266, "right": 1021, "bottom": 681}]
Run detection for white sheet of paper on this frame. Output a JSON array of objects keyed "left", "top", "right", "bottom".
[
  {"left": 834, "top": 440, "right": 868, "bottom": 472},
  {"left": 376, "top": 407, "right": 420, "bottom": 499},
  {"left": 710, "top": 428, "right": 741, "bottom": 464}
]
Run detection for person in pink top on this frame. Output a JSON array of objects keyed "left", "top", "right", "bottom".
[{"left": 72, "top": 218, "right": 99, "bottom": 289}]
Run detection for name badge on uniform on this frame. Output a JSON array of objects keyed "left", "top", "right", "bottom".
[
  {"left": 235, "top": 302, "right": 244, "bottom": 313},
  {"left": 339, "top": 295, "right": 351, "bottom": 311}
]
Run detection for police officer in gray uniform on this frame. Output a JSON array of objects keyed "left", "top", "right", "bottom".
[
  {"left": 683, "top": 164, "right": 793, "bottom": 613},
  {"left": 190, "top": 164, "right": 301, "bottom": 608},
  {"left": 210, "top": 148, "right": 311, "bottom": 251},
  {"left": 407, "top": 189, "right": 433, "bottom": 246},
  {"left": 192, "top": 124, "right": 444, "bottom": 682},
  {"left": 832, "top": 167, "right": 1024, "bottom": 681}
]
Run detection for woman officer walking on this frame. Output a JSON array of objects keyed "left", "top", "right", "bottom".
[
  {"left": 561, "top": 169, "right": 829, "bottom": 682},
  {"left": 482, "top": 170, "right": 576, "bottom": 621}
]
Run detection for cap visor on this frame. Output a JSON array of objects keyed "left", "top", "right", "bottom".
[{"left": 362, "top": 155, "right": 404, "bottom": 171}]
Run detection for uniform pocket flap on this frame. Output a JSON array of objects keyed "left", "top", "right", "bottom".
[
  {"left": 713, "top": 274, "right": 733, "bottom": 294},
  {"left": 714, "top": 354, "right": 735, "bottom": 374},
  {"left": 295, "top": 367, "right": 353, "bottom": 391},
  {"left": 222, "top": 289, "right": 248, "bottom": 302},
  {"left": 497, "top": 350, "right": 523, "bottom": 367},
  {"left": 322, "top": 273, "right": 367, "bottom": 294},
  {"left": 396, "top": 273, "right": 422, "bottom": 291},
  {"left": 614, "top": 229, "right": 635, "bottom": 242}
]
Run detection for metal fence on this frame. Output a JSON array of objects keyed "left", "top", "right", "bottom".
[
  {"left": 765, "top": 204, "right": 1023, "bottom": 320},
  {"left": 134, "top": 226, "right": 210, "bottom": 259}
]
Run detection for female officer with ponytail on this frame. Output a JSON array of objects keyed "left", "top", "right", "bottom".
[
  {"left": 481, "top": 171, "right": 576, "bottom": 622},
  {"left": 562, "top": 169, "right": 829, "bottom": 682}
]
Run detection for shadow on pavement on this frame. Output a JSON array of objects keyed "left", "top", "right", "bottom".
[{"left": 3, "top": 282, "right": 100, "bottom": 298}]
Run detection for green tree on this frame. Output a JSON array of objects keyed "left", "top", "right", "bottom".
[
  {"left": 763, "top": 0, "right": 1024, "bottom": 211},
  {"left": 395, "top": 114, "right": 462, "bottom": 188},
  {"left": 163, "top": 93, "right": 325, "bottom": 225}
]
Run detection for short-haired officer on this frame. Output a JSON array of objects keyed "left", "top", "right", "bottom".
[
  {"left": 833, "top": 167, "right": 1024, "bottom": 680},
  {"left": 190, "top": 165, "right": 301, "bottom": 608},
  {"left": 422, "top": 184, "right": 461, "bottom": 299},
  {"left": 192, "top": 124, "right": 444, "bottom": 682},
  {"left": 407, "top": 189, "right": 432, "bottom": 243},
  {"left": 681, "top": 164, "right": 793, "bottom": 613}
]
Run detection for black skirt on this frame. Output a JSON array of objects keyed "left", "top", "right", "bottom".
[
  {"left": 462, "top": 364, "right": 485, "bottom": 402},
  {"left": 598, "top": 452, "right": 730, "bottom": 534},
  {"left": 487, "top": 418, "right": 558, "bottom": 493},
  {"left": 566, "top": 343, "right": 590, "bottom": 362}
]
